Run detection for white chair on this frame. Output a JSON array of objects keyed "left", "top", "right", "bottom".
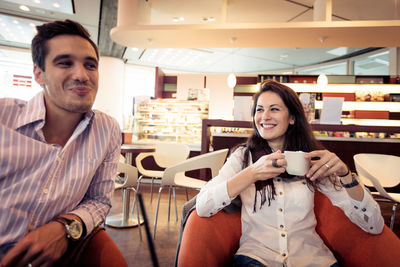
[
  {"left": 153, "top": 148, "right": 229, "bottom": 239},
  {"left": 134, "top": 143, "right": 190, "bottom": 204},
  {"left": 354, "top": 153, "right": 400, "bottom": 230},
  {"left": 106, "top": 161, "right": 143, "bottom": 240}
]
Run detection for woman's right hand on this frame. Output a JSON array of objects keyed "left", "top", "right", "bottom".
[{"left": 249, "top": 150, "right": 286, "bottom": 183}]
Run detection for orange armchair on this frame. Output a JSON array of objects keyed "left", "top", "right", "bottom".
[{"left": 178, "top": 191, "right": 400, "bottom": 267}]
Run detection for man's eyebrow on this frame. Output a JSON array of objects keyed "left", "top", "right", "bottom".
[{"left": 52, "top": 55, "right": 98, "bottom": 63}]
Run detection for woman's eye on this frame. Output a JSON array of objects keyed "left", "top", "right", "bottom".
[{"left": 256, "top": 108, "right": 263, "bottom": 112}]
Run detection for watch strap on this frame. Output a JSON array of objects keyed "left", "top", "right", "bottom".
[{"left": 340, "top": 173, "right": 359, "bottom": 188}]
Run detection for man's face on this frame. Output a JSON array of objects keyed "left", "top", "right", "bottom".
[{"left": 34, "top": 34, "right": 99, "bottom": 115}]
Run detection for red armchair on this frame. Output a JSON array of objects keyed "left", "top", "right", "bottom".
[{"left": 178, "top": 191, "right": 400, "bottom": 267}]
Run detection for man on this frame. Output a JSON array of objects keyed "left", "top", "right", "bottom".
[{"left": 0, "top": 20, "right": 126, "bottom": 266}]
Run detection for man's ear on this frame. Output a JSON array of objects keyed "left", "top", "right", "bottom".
[{"left": 33, "top": 65, "right": 45, "bottom": 87}]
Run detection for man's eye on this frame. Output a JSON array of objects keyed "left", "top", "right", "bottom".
[
  {"left": 57, "top": 61, "right": 72, "bottom": 67},
  {"left": 85, "top": 63, "right": 97, "bottom": 70}
]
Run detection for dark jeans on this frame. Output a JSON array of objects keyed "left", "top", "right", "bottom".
[{"left": 233, "top": 254, "right": 340, "bottom": 267}]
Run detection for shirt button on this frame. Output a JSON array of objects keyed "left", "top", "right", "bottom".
[
  {"left": 370, "top": 227, "right": 374, "bottom": 230},
  {"left": 280, "top": 225, "right": 284, "bottom": 229},
  {"left": 209, "top": 212, "right": 213, "bottom": 216},
  {"left": 281, "top": 233, "right": 286, "bottom": 237},
  {"left": 282, "top": 253, "right": 287, "bottom": 257},
  {"left": 42, "top": 188, "right": 49, "bottom": 194},
  {"left": 279, "top": 208, "right": 283, "bottom": 212},
  {"left": 222, "top": 202, "right": 226, "bottom": 205},
  {"left": 56, "top": 157, "right": 62, "bottom": 162},
  {"left": 279, "top": 192, "right": 283, "bottom": 195},
  {"left": 354, "top": 206, "right": 359, "bottom": 209},
  {"left": 362, "top": 208, "right": 366, "bottom": 212}
]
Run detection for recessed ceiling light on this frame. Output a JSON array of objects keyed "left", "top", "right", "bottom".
[
  {"left": 53, "top": 2, "right": 61, "bottom": 8},
  {"left": 19, "top": 5, "right": 30, "bottom": 12},
  {"left": 179, "top": 17, "right": 184, "bottom": 21},
  {"left": 34, "top": 0, "right": 41, "bottom": 3},
  {"left": 172, "top": 17, "right": 179, "bottom": 22},
  {"left": 208, "top": 17, "right": 215, "bottom": 22},
  {"left": 131, "top": 47, "right": 139, "bottom": 51},
  {"left": 13, "top": 20, "right": 19, "bottom": 24}
]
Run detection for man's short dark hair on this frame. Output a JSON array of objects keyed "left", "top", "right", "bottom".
[{"left": 31, "top": 19, "right": 99, "bottom": 71}]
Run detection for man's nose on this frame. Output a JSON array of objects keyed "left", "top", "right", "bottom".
[{"left": 72, "top": 64, "right": 89, "bottom": 82}]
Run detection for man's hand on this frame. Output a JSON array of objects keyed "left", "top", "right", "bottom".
[{"left": 0, "top": 221, "right": 68, "bottom": 267}]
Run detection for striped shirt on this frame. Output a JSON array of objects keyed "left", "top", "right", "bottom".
[{"left": 0, "top": 92, "right": 121, "bottom": 250}]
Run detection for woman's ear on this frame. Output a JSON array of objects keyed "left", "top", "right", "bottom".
[{"left": 289, "top": 117, "right": 295, "bottom": 125}]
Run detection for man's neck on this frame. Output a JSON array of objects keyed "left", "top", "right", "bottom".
[{"left": 43, "top": 111, "right": 85, "bottom": 147}]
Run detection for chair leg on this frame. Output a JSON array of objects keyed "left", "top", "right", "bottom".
[
  {"left": 173, "top": 187, "right": 178, "bottom": 221},
  {"left": 167, "top": 186, "right": 172, "bottom": 222},
  {"left": 130, "top": 176, "right": 142, "bottom": 215},
  {"left": 153, "top": 187, "right": 163, "bottom": 239},
  {"left": 132, "top": 189, "right": 142, "bottom": 241},
  {"left": 150, "top": 177, "right": 155, "bottom": 203},
  {"left": 390, "top": 203, "right": 398, "bottom": 230}
]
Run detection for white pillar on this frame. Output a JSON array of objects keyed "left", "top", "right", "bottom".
[
  {"left": 389, "top": 47, "right": 400, "bottom": 76},
  {"left": 95, "top": 56, "right": 125, "bottom": 128}
]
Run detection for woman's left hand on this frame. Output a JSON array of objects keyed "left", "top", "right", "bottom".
[{"left": 305, "top": 150, "right": 348, "bottom": 182}]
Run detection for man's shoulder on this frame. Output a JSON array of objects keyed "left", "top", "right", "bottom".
[
  {"left": 0, "top": 98, "right": 27, "bottom": 126},
  {"left": 92, "top": 110, "right": 120, "bottom": 129}
]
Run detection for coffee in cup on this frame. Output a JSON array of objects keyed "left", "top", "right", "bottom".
[{"left": 283, "top": 151, "right": 310, "bottom": 176}]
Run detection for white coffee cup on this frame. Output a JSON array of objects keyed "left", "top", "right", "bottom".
[{"left": 284, "top": 151, "right": 310, "bottom": 176}]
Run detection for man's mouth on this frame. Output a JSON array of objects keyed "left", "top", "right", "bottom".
[{"left": 70, "top": 87, "right": 90, "bottom": 95}]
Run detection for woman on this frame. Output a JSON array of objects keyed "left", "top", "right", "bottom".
[{"left": 196, "top": 80, "right": 384, "bottom": 267}]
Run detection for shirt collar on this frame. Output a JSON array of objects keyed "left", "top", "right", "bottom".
[{"left": 14, "top": 91, "right": 95, "bottom": 130}]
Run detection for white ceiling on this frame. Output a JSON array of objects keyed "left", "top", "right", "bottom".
[{"left": 0, "top": 0, "right": 398, "bottom": 74}]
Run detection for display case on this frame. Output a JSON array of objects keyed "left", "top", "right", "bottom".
[{"left": 133, "top": 99, "right": 208, "bottom": 144}]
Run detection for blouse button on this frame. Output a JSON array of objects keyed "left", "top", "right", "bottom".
[
  {"left": 279, "top": 208, "right": 283, "bottom": 212},
  {"left": 282, "top": 253, "right": 287, "bottom": 257},
  {"left": 280, "top": 225, "right": 284, "bottom": 229},
  {"left": 362, "top": 208, "right": 366, "bottom": 212},
  {"left": 281, "top": 233, "right": 286, "bottom": 237},
  {"left": 222, "top": 202, "right": 226, "bottom": 205},
  {"left": 354, "top": 206, "right": 359, "bottom": 209},
  {"left": 279, "top": 192, "right": 283, "bottom": 195},
  {"left": 277, "top": 178, "right": 281, "bottom": 182},
  {"left": 302, "top": 181, "right": 307, "bottom": 185}
]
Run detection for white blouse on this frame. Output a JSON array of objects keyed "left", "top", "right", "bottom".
[{"left": 196, "top": 147, "right": 384, "bottom": 267}]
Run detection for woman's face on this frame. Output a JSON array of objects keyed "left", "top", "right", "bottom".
[{"left": 254, "top": 91, "right": 294, "bottom": 151}]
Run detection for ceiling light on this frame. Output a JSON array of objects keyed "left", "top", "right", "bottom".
[
  {"left": 34, "top": 0, "right": 41, "bottom": 3},
  {"left": 317, "top": 73, "right": 328, "bottom": 89},
  {"left": 13, "top": 20, "right": 19, "bottom": 24},
  {"left": 19, "top": 5, "right": 30, "bottom": 12},
  {"left": 227, "top": 73, "right": 237, "bottom": 88},
  {"left": 131, "top": 47, "right": 139, "bottom": 51},
  {"left": 179, "top": 17, "right": 184, "bottom": 21},
  {"left": 327, "top": 47, "right": 348, "bottom": 56},
  {"left": 29, "top": 23, "right": 36, "bottom": 27},
  {"left": 53, "top": 2, "right": 60, "bottom": 8},
  {"left": 208, "top": 17, "right": 215, "bottom": 21},
  {"left": 172, "top": 17, "right": 179, "bottom": 22}
]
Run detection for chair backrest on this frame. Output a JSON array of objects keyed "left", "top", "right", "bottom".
[
  {"left": 153, "top": 143, "right": 190, "bottom": 168},
  {"left": 354, "top": 154, "right": 400, "bottom": 200},
  {"left": 161, "top": 149, "right": 229, "bottom": 187},
  {"left": 117, "top": 162, "right": 139, "bottom": 188}
]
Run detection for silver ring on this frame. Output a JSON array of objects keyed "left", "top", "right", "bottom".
[
  {"left": 27, "top": 264, "right": 33, "bottom": 267},
  {"left": 325, "top": 163, "right": 331, "bottom": 169},
  {"left": 272, "top": 159, "right": 279, "bottom": 168}
]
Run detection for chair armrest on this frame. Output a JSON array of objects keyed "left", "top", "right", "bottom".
[
  {"left": 178, "top": 210, "right": 241, "bottom": 267},
  {"left": 135, "top": 152, "right": 155, "bottom": 174},
  {"left": 314, "top": 192, "right": 400, "bottom": 267}
]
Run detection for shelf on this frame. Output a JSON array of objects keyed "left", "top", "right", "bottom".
[{"left": 315, "top": 101, "right": 400, "bottom": 112}]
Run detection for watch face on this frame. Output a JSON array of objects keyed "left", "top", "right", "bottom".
[{"left": 68, "top": 221, "right": 83, "bottom": 240}]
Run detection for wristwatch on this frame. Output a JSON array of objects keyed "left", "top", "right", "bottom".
[{"left": 54, "top": 217, "right": 83, "bottom": 241}]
